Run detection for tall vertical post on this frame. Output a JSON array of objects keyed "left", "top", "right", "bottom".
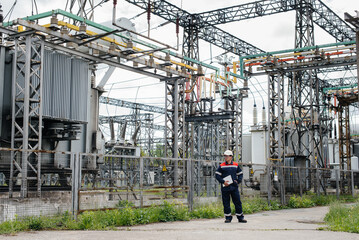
[
  {"left": 139, "top": 157, "right": 144, "bottom": 207},
  {"left": 268, "top": 73, "right": 285, "bottom": 204},
  {"left": 165, "top": 78, "right": 184, "bottom": 191},
  {"left": 10, "top": 35, "right": 43, "bottom": 198},
  {"left": 71, "top": 153, "right": 80, "bottom": 219},
  {"left": 338, "top": 105, "right": 351, "bottom": 193}
]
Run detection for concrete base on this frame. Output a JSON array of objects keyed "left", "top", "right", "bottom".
[{"left": 0, "top": 191, "right": 72, "bottom": 222}]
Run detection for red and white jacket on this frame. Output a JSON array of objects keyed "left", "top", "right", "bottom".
[{"left": 215, "top": 161, "right": 243, "bottom": 191}]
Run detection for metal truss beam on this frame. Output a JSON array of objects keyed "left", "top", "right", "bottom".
[
  {"left": 125, "top": 0, "right": 264, "bottom": 56},
  {"left": 100, "top": 113, "right": 153, "bottom": 122},
  {"left": 311, "top": 0, "right": 355, "bottom": 42},
  {"left": 99, "top": 115, "right": 165, "bottom": 131},
  {"left": 324, "top": 77, "right": 358, "bottom": 87},
  {"left": 99, "top": 96, "right": 165, "bottom": 114},
  {"left": 317, "top": 65, "right": 357, "bottom": 74},
  {"left": 196, "top": 0, "right": 355, "bottom": 42},
  {"left": 257, "top": 56, "right": 357, "bottom": 76},
  {"left": 198, "top": 0, "right": 293, "bottom": 25},
  {"left": 137, "top": 138, "right": 164, "bottom": 144}
]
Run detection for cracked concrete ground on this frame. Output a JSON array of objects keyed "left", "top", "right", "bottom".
[{"left": 1, "top": 206, "right": 358, "bottom": 240}]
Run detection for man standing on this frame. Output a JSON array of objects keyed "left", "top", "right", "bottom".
[{"left": 215, "top": 150, "right": 247, "bottom": 223}]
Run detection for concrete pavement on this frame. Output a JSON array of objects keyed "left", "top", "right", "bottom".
[{"left": 1, "top": 206, "right": 358, "bottom": 240}]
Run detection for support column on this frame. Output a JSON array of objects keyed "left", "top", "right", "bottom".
[
  {"left": 268, "top": 73, "right": 285, "bottom": 204},
  {"left": 10, "top": 35, "right": 44, "bottom": 198},
  {"left": 165, "top": 78, "right": 185, "bottom": 189},
  {"left": 338, "top": 105, "right": 351, "bottom": 194}
]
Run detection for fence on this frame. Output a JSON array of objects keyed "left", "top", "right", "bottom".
[{"left": 0, "top": 148, "right": 358, "bottom": 222}]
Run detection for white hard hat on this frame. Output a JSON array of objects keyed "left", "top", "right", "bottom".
[{"left": 223, "top": 150, "right": 233, "bottom": 156}]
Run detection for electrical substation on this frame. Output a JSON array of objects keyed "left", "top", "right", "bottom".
[{"left": 0, "top": 0, "right": 358, "bottom": 221}]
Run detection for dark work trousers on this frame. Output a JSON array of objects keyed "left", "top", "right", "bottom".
[{"left": 221, "top": 187, "right": 244, "bottom": 220}]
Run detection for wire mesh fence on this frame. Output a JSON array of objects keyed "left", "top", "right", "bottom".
[{"left": 0, "top": 148, "right": 358, "bottom": 222}]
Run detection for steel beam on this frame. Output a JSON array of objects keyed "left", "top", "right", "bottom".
[
  {"left": 99, "top": 96, "right": 165, "bottom": 114},
  {"left": 125, "top": 0, "right": 264, "bottom": 56},
  {"left": 196, "top": 0, "right": 355, "bottom": 42}
]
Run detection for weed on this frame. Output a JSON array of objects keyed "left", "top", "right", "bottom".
[
  {"left": 0, "top": 194, "right": 358, "bottom": 234},
  {"left": 116, "top": 200, "right": 134, "bottom": 208},
  {"left": 324, "top": 202, "right": 359, "bottom": 233}
]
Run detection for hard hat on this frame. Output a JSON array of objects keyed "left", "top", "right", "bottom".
[{"left": 223, "top": 150, "right": 233, "bottom": 156}]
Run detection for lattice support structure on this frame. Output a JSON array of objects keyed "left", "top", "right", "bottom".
[
  {"left": 10, "top": 35, "right": 44, "bottom": 198},
  {"left": 292, "top": 1, "right": 328, "bottom": 193},
  {"left": 290, "top": 0, "right": 315, "bottom": 157},
  {"left": 338, "top": 105, "right": 351, "bottom": 194},
  {"left": 165, "top": 78, "right": 185, "bottom": 188},
  {"left": 268, "top": 73, "right": 285, "bottom": 204},
  {"left": 144, "top": 119, "right": 155, "bottom": 156},
  {"left": 268, "top": 74, "right": 285, "bottom": 162}
]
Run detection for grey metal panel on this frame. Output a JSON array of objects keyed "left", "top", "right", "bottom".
[
  {"left": 1, "top": 49, "right": 13, "bottom": 143},
  {"left": 51, "top": 53, "right": 72, "bottom": 120},
  {"left": 0, "top": 47, "right": 5, "bottom": 135},
  {"left": 70, "top": 58, "right": 89, "bottom": 122},
  {"left": 41, "top": 50, "right": 89, "bottom": 122},
  {"left": 42, "top": 50, "right": 53, "bottom": 118}
]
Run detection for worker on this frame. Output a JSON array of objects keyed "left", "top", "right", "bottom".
[{"left": 215, "top": 150, "right": 247, "bottom": 223}]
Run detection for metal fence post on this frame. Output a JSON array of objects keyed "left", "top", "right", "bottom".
[
  {"left": 298, "top": 167, "right": 303, "bottom": 197},
  {"left": 71, "top": 152, "right": 81, "bottom": 220},
  {"left": 267, "top": 164, "right": 271, "bottom": 205},
  {"left": 279, "top": 166, "right": 286, "bottom": 205},
  {"left": 351, "top": 170, "right": 355, "bottom": 198},
  {"left": 187, "top": 158, "right": 193, "bottom": 211},
  {"left": 316, "top": 168, "right": 320, "bottom": 196},
  {"left": 140, "top": 157, "right": 144, "bottom": 208},
  {"left": 335, "top": 169, "right": 340, "bottom": 200}
]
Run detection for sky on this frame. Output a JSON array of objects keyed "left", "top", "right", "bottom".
[{"left": 1, "top": 0, "right": 359, "bottom": 139}]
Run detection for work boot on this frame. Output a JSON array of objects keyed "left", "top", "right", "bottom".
[
  {"left": 224, "top": 216, "right": 232, "bottom": 223},
  {"left": 238, "top": 218, "right": 247, "bottom": 223}
]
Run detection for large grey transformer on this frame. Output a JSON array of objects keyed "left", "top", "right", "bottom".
[{"left": 0, "top": 46, "right": 100, "bottom": 187}]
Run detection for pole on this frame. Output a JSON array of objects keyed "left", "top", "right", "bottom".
[
  {"left": 335, "top": 168, "right": 340, "bottom": 200},
  {"left": 140, "top": 157, "right": 144, "bottom": 208}
]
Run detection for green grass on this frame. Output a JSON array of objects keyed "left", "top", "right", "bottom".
[
  {"left": 0, "top": 194, "right": 357, "bottom": 235},
  {"left": 324, "top": 202, "right": 359, "bottom": 233}
]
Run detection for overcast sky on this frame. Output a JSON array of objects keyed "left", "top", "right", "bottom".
[{"left": 2, "top": 0, "right": 359, "bottom": 137}]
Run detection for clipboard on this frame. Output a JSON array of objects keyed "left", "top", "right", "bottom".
[{"left": 222, "top": 175, "right": 233, "bottom": 187}]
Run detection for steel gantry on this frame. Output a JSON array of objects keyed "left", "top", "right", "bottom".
[
  {"left": 99, "top": 96, "right": 166, "bottom": 114},
  {"left": 3, "top": 5, "right": 231, "bottom": 198},
  {"left": 267, "top": 73, "right": 286, "bottom": 203},
  {"left": 10, "top": 35, "right": 44, "bottom": 198},
  {"left": 124, "top": 0, "right": 247, "bottom": 198},
  {"left": 124, "top": 0, "right": 265, "bottom": 56},
  {"left": 99, "top": 114, "right": 166, "bottom": 155},
  {"left": 124, "top": 0, "right": 357, "bottom": 199},
  {"left": 196, "top": 0, "right": 355, "bottom": 42},
  {"left": 164, "top": 78, "right": 186, "bottom": 189},
  {"left": 335, "top": 93, "right": 358, "bottom": 194}
]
